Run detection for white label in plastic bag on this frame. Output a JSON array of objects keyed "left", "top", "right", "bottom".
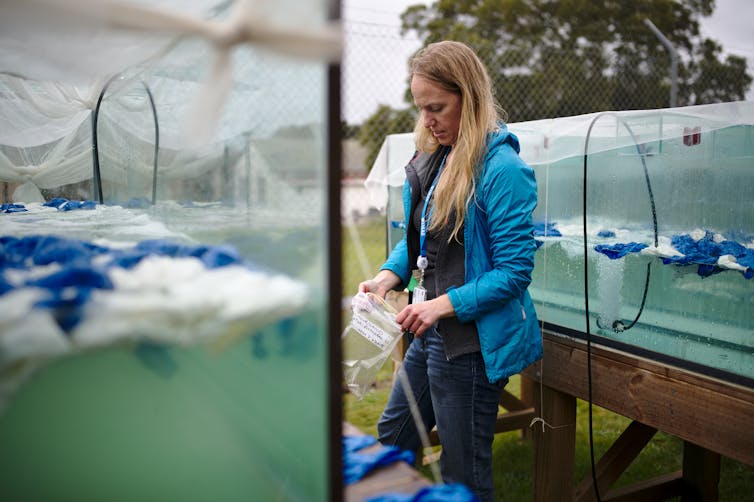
[{"left": 351, "top": 312, "right": 395, "bottom": 350}]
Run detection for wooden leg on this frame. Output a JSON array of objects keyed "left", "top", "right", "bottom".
[
  {"left": 574, "top": 420, "right": 659, "bottom": 502},
  {"left": 532, "top": 383, "right": 576, "bottom": 502},
  {"left": 682, "top": 441, "right": 720, "bottom": 502},
  {"left": 520, "top": 374, "right": 535, "bottom": 439}
]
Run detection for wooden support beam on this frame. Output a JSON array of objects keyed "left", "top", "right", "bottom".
[
  {"left": 574, "top": 420, "right": 658, "bottom": 502},
  {"left": 602, "top": 471, "right": 684, "bottom": 502},
  {"left": 532, "top": 383, "right": 576, "bottom": 502},
  {"left": 524, "top": 331, "right": 753, "bottom": 501},
  {"left": 682, "top": 442, "right": 720, "bottom": 502},
  {"left": 428, "top": 408, "right": 535, "bottom": 445},
  {"left": 494, "top": 408, "right": 536, "bottom": 433},
  {"left": 520, "top": 375, "right": 535, "bottom": 439},
  {"left": 499, "top": 389, "right": 529, "bottom": 411},
  {"left": 523, "top": 332, "right": 754, "bottom": 467}
]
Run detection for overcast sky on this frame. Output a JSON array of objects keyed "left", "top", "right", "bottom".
[{"left": 342, "top": 0, "right": 754, "bottom": 123}]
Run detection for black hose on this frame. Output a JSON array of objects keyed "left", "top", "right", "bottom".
[
  {"left": 91, "top": 75, "right": 117, "bottom": 204},
  {"left": 589, "top": 115, "right": 658, "bottom": 333},
  {"left": 582, "top": 112, "right": 659, "bottom": 501},
  {"left": 92, "top": 76, "right": 160, "bottom": 205},
  {"left": 143, "top": 81, "right": 160, "bottom": 205}
]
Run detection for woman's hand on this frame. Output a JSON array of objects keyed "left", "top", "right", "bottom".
[
  {"left": 357, "top": 270, "right": 401, "bottom": 299},
  {"left": 396, "top": 294, "right": 455, "bottom": 336}
]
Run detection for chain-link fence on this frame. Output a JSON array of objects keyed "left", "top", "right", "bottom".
[
  {"left": 344, "top": 22, "right": 752, "bottom": 168},
  {"left": 341, "top": 20, "right": 416, "bottom": 291}
]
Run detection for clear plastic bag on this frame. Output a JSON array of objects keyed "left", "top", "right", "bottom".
[{"left": 342, "top": 292, "right": 403, "bottom": 399}]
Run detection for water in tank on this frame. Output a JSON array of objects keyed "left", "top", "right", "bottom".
[
  {"left": 0, "top": 1, "right": 338, "bottom": 500},
  {"left": 525, "top": 102, "right": 753, "bottom": 384}
]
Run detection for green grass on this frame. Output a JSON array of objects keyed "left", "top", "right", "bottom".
[
  {"left": 342, "top": 219, "right": 754, "bottom": 500},
  {"left": 342, "top": 216, "right": 387, "bottom": 297},
  {"left": 344, "top": 371, "right": 754, "bottom": 501}
]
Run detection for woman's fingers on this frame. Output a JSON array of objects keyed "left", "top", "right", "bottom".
[{"left": 396, "top": 303, "right": 439, "bottom": 336}]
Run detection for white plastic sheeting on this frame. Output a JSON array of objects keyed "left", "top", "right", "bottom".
[
  {"left": 365, "top": 101, "right": 754, "bottom": 208},
  {"left": 0, "top": 0, "right": 340, "bottom": 202},
  {"left": 0, "top": 0, "right": 340, "bottom": 83}
]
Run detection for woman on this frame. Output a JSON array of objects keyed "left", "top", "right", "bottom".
[{"left": 357, "top": 40, "right": 541, "bottom": 501}]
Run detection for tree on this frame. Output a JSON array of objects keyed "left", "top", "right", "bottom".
[
  {"left": 357, "top": 104, "right": 416, "bottom": 171},
  {"left": 356, "top": 0, "right": 751, "bottom": 167},
  {"left": 682, "top": 39, "right": 752, "bottom": 104},
  {"left": 403, "top": 0, "right": 750, "bottom": 119},
  {"left": 342, "top": 121, "right": 360, "bottom": 140}
]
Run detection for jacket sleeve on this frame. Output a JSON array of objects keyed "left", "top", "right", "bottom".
[{"left": 448, "top": 144, "right": 538, "bottom": 322}]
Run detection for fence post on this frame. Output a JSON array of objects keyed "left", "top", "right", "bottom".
[{"left": 644, "top": 18, "right": 679, "bottom": 108}]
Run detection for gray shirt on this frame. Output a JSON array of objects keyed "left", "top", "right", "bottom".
[{"left": 408, "top": 149, "right": 481, "bottom": 359}]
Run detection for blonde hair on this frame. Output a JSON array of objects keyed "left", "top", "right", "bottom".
[{"left": 410, "top": 40, "right": 503, "bottom": 241}]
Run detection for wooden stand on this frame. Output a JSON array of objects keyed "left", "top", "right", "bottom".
[
  {"left": 425, "top": 384, "right": 535, "bottom": 446},
  {"left": 523, "top": 329, "right": 754, "bottom": 501}
]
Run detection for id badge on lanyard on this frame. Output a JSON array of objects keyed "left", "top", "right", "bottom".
[{"left": 412, "top": 284, "right": 427, "bottom": 304}]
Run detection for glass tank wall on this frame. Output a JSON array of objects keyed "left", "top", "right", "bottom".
[
  {"left": 0, "top": 1, "right": 338, "bottom": 501},
  {"left": 367, "top": 102, "right": 753, "bottom": 385},
  {"left": 526, "top": 104, "right": 753, "bottom": 384}
]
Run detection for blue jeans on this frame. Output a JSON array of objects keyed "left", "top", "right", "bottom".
[{"left": 377, "top": 327, "right": 507, "bottom": 502}]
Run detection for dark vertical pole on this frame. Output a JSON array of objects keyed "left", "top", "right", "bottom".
[{"left": 327, "top": 2, "right": 343, "bottom": 502}]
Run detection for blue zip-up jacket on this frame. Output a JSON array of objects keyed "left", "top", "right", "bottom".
[{"left": 380, "top": 125, "right": 542, "bottom": 383}]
